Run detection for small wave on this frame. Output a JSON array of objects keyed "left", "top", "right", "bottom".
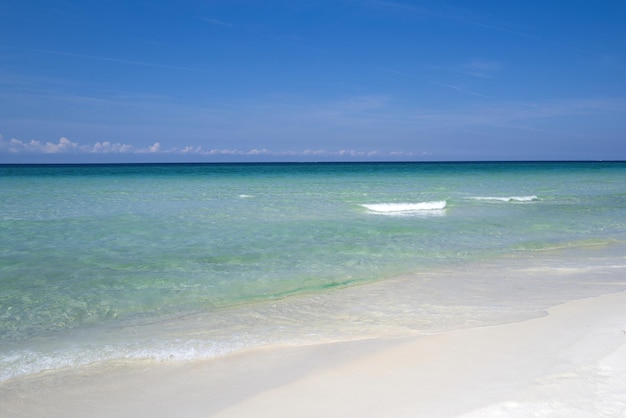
[
  {"left": 361, "top": 201, "right": 446, "bottom": 216},
  {"left": 516, "top": 238, "right": 620, "bottom": 252},
  {"left": 472, "top": 195, "right": 538, "bottom": 203},
  {"left": 0, "top": 340, "right": 244, "bottom": 382}
]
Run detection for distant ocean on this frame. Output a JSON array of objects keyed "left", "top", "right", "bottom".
[{"left": 1, "top": 162, "right": 626, "bottom": 381}]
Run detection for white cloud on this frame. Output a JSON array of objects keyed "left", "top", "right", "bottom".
[
  {"left": 0, "top": 135, "right": 423, "bottom": 159},
  {"left": 0, "top": 136, "right": 84, "bottom": 154},
  {"left": 0, "top": 136, "right": 162, "bottom": 155},
  {"left": 147, "top": 142, "right": 161, "bottom": 153},
  {"left": 44, "top": 137, "right": 81, "bottom": 153},
  {"left": 92, "top": 141, "right": 134, "bottom": 153}
]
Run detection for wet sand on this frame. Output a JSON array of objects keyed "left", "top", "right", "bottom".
[{"left": 2, "top": 291, "right": 625, "bottom": 417}]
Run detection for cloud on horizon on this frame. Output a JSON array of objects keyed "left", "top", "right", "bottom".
[
  {"left": 0, "top": 136, "right": 160, "bottom": 155},
  {"left": 0, "top": 135, "right": 426, "bottom": 160}
]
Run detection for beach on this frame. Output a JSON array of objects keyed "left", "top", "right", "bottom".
[
  {"left": 2, "top": 290, "right": 625, "bottom": 417},
  {"left": 1, "top": 162, "right": 626, "bottom": 416},
  {"left": 3, "top": 0, "right": 626, "bottom": 412}
]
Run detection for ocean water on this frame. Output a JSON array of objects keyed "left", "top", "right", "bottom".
[{"left": 1, "top": 161, "right": 625, "bottom": 381}]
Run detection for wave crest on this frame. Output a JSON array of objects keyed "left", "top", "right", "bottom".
[
  {"left": 472, "top": 195, "right": 538, "bottom": 203},
  {"left": 361, "top": 201, "right": 447, "bottom": 215}
]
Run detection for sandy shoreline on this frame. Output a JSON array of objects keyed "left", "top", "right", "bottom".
[{"left": 2, "top": 290, "right": 625, "bottom": 417}]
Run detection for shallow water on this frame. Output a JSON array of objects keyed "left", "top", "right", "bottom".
[{"left": 1, "top": 162, "right": 625, "bottom": 380}]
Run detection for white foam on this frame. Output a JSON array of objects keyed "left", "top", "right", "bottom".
[
  {"left": 472, "top": 195, "right": 538, "bottom": 203},
  {"left": 0, "top": 340, "right": 243, "bottom": 382},
  {"left": 361, "top": 201, "right": 447, "bottom": 216}
]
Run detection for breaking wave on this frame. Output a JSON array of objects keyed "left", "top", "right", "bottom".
[
  {"left": 471, "top": 195, "right": 538, "bottom": 203},
  {"left": 361, "top": 201, "right": 447, "bottom": 216}
]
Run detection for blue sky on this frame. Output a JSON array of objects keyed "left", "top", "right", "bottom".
[{"left": 1, "top": 0, "right": 625, "bottom": 162}]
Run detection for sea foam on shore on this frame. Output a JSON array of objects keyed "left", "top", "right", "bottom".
[{"left": 2, "top": 288, "right": 625, "bottom": 418}]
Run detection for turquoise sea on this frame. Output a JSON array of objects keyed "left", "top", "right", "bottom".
[{"left": 1, "top": 162, "right": 626, "bottom": 381}]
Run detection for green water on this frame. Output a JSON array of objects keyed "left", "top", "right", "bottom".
[{"left": 1, "top": 162, "right": 625, "bottom": 380}]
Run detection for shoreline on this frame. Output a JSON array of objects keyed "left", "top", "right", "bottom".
[
  {"left": 3, "top": 242, "right": 625, "bottom": 384},
  {"left": 2, "top": 290, "right": 625, "bottom": 417}
]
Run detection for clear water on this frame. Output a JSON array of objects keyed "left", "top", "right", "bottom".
[{"left": 1, "top": 162, "right": 626, "bottom": 380}]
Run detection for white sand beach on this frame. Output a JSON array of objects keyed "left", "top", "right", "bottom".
[{"left": 2, "top": 290, "right": 625, "bottom": 418}]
